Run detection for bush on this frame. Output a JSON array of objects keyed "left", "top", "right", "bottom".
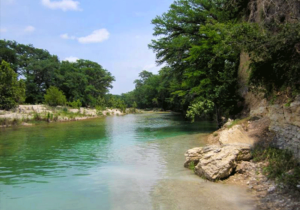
[
  {"left": 44, "top": 86, "right": 66, "bottom": 106},
  {"left": 67, "top": 99, "right": 82, "bottom": 109}
]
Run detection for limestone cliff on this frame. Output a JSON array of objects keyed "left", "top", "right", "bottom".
[{"left": 236, "top": 0, "right": 300, "bottom": 160}]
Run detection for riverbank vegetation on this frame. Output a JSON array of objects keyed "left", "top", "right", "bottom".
[
  {"left": 1, "top": 0, "right": 299, "bottom": 125},
  {"left": 120, "top": 0, "right": 300, "bottom": 126}
]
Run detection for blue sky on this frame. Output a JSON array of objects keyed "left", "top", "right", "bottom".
[{"left": 0, "top": 0, "right": 173, "bottom": 94}]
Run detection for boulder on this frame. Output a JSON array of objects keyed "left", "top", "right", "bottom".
[{"left": 184, "top": 144, "right": 252, "bottom": 181}]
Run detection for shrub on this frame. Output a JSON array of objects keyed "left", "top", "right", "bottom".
[
  {"left": 67, "top": 99, "right": 82, "bottom": 109},
  {"left": 44, "top": 86, "right": 66, "bottom": 106},
  {"left": 33, "top": 112, "right": 41, "bottom": 121},
  {"left": 189, "top": 161, "right": 196, "bottom": 172}
]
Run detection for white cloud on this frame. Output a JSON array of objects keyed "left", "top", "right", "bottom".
[
  {"left": 64, "top": 56, "right": 79, "bottom": 62},
  {"left": 41, "top": 0, "right": 81, "bottom": 11},
  {"left": 60, "top": 33, "right": 76, "bottom": 40},
  {"left": 78, "top": 29, "right": 109, "bottom": 44},
  {"left": 24, "top": 26, "right": 35, "bottom": 33},
  {"left": 0, "top": 28, "right": 8, "bottom": 33}
]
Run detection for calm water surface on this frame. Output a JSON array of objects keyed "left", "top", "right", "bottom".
[{"left": 0, "top": 113, "right": 256, "bottom": 210}]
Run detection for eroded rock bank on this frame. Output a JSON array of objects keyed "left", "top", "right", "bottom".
[{"left": 184, "top": 96, "right": 300, "bottom": 209}]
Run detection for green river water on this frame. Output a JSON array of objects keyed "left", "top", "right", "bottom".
[{"left": 0, "top": 113, "right": 256, "bottom": 210}]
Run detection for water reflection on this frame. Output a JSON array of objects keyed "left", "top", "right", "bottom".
[{"left": 0, "top": 119, "right": 111, "bottom": 185}]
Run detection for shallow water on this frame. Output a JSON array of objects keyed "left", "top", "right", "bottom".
[{"left": 0, "top": 113, "right": 257, "bottom": 210}]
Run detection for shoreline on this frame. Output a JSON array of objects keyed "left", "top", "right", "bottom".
[
  {"left": 0, "top": 105, "right": 125, "bottom": 128},
  {"left": 0, "top": 105, "right": 176, "bottom": 128}
]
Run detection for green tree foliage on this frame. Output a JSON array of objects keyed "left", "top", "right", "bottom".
[
  {"left": 0, "top": 40, "right": 115, "bottom": 107},
  {"left": 186, "top": 100, "right": 215, "bottom": 122},
  {"left": 0, "top": 40, "right": 60, "bottom": 103},
  {"left": 121, "top": 91, "right": 136, "bottom": 108},
  {"left": 67, "top": 99, "right": 82, "bottom": 109},
  {"left": 57, "top": 60, "right": 115, "bottom": 107},
  {"left": 148, "top": 0, "right": 243, "bottom": 123},
  {"left": 0, "top": 61, "right": 25, "bottom": 110},
  {"left": 44, "top": 86, "right": 67, "bottom": 106},
  {"left": 133, "top": 71, "right": 160, "bottom": 108}
]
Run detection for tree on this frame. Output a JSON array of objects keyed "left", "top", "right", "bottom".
[
  {"left": 149, "top": 0, "right": 243, "bottom": 122},
  {"left": 44, "top": 86, "right": 66, "bottom": 106},
  {"left": 0, "top": 61, "right": 25, "bottom": 110},
  {"left": 0, "top": 40, "right": 116, "bottom": 107},
  {"left": 57, "top": 60, "right": 115, "bottom": 107}
]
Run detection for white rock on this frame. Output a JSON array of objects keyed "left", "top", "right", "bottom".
[
  {"left": 184, "top": 144, "right": 252, "bottom": 181},
  {"left": 268, "top": 185, "right": 276, "bottom": 192}
]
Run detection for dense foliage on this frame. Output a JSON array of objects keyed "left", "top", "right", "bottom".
[
  {"left": 0, "top": 40, "right": 115, "bottom": 108},
  {"left": 0, "top": 61, "right": 25, "bottom": 110}
]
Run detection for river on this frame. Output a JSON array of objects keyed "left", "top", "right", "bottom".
[{"left": 0, "top": 113, "right": 256, "bottom": 210}]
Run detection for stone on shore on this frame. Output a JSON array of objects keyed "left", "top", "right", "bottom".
[{"left": 184, "top": 144, "right": 252, "bottom": 181}]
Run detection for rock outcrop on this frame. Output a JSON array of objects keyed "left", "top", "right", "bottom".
[
  {"left": 219, "top": 125, "right": 255, "bottom": 146},
  {"left": 184, "top": 144, "right": 252, "bottom": 181},
  {"left": 250, "top": 96, "right": 300, "bottom": 161}
]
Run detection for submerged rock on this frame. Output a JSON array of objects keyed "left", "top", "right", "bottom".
[{"left": 184, "top": 144, "right": 252, "bottom": 181}]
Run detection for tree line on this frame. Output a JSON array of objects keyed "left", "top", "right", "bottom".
[{"left": 0, "top": 40, "right": 119, "bottom": 110}]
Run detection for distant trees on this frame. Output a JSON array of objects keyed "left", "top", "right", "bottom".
[
  {"left": 0, "top": 40, "right": 115, "bottom": 109},
  {"left": 0, "top": 61, "right": 25, "bottom": 110},
  {"left": 56, "top": 60, "right": 115, "bottom": 107},
  {"left": 121, "top": 68, "right": 176, "bottom": 111}
]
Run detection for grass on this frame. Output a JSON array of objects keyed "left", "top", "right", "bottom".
[
  {"left": 188, "top": 161, "right": 196, "bottom": 172},
  {"left": 284, "top": 98, "right": 293, "bottom": 107},
  {"left": 252, "top": 146, "right": 300, "bottom": 190},
  {"left": 227, "top": 117, "right": 250, "bottom": 129}
]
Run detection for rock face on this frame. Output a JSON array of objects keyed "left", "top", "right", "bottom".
[
  {"left": 219, "top": 125, "right": 255, "bottom": 146},
  {"left": 184, "top": 145, "right": 252, "bottom": 181},
  {"left": 250, "top": 95, "right": 300, "bottom": 161}
]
